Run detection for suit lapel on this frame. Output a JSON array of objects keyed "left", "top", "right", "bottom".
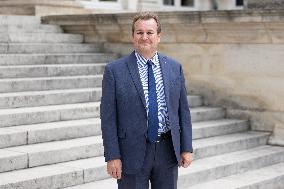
[
  {"left": 159, "top": 54, "right": 171, "bottom": 109},
  {"left": 126, "top": 51, "right": 147, "bottom": 109}
]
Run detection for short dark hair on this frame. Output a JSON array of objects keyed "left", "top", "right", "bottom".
[{"left": 132, "top": 12, "right": 161, "bottom": 35}]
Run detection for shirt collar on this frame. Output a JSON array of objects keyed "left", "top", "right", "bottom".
[{"left": 135, "top": 51, "right": 159, "bottom": 67}]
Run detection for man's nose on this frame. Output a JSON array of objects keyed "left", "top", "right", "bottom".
[{"left": 142, "top": 33, "right": 148, "bottom": 40}]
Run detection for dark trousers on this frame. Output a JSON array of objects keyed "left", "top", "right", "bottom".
[{"left": 117, "top": 137, "right": 178, "bottom": 189}]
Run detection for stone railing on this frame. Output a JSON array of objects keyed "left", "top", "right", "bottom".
[{"left": 42, "top": 10, "right": 284, "bottom": 145}]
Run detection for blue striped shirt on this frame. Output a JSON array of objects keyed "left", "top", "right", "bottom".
[{"left": 135, "top": 51, "right": 170, "bottom": 135}]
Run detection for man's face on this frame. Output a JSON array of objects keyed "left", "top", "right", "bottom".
[{"left": 132, "top": 18, "right": 161, "bottom": 55}]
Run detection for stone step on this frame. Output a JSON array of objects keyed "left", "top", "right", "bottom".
[
  {"left": 0, "top": 131, "right": 270, "bottom": 175},
  {"left": 0, "top": 75, "right": 103, "bottom": 93},
  {"left": 0, "top": 15, "right": 40, "bottom": 25},
  {"left": 0, "top": 104, "right": 224, "bottom": 127},
  {"left": 0, "top": 88, "right": 102, "bottom": 109},
  {"left": 0, "top": 24, "right": 63, "bottom": 33},
  {"left": 0, "top": 53, "right": 117, "bottom": 66},
  {"left": 0, "top": 88, "right": 201, "bottom": 109},
  {"left": 59, "top": 156, "right": 109, "bottom": 183},
  {"left": 0, "top": 163, "right": 84, "bottom": 189},
  {"left": 186, "top": 162, "right": 284, "bottom": 189},
  {"left": 0, "top": 63, "right": 106, "bottom": 78},
  {"left": 190, "top": 106, "right": 225, "bottom": 122},
  {"left": 188, "top": 95, "right": 202, "bottom": 107},
  {"left": 65, "top": 178, "right": 116, "bottom": 189},
  {"left": 193, "top": 119, "right": 249, "bottom": 139},
  {"left": 0, "top": 102, "right": 100, "bottom": 128},
  {"left": 1, "top": 136, "right": 103, "bottom": 169},
  {"left": 0, "top": 33, "right": 83, "bottom": 43},
  {"left": 0, "top": 118, "right": 101, "bottom": 148},
  {"left": 0, "top": 118, "right": 248, "bottom": 149},
  {"left": 61, "top": 145, "right": 284, "bottom": 189},
  {"left": 0, "top": 43, "right": 102, "bottom": 54},
  {"left": 179, "top": 144, "right": 284, "bottom": 187},
  {"left": 192, "top": 131, "right": 270, "bottom": 160}
]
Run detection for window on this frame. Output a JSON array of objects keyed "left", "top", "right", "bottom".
[
  {"left": 181, "top": 0, "right": 194, "bottom": 7},
  {"left": 163, "top": 0, "right": 195, "bottom": 8},
  {"left": 164, "top": 0, "right": 174, "bottom": 5},
  {"left": 236, "top": 0, "right": 243, "bottom": 6}
]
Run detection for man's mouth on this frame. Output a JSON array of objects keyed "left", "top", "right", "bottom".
[{"left": 140, "top": 43, "right": 150, "bottom": 46}]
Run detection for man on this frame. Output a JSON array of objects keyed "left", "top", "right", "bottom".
[{"left": 100, "top": 12, "right": 193, "bottom": 189}]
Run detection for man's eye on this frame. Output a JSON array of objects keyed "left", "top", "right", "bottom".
[
  {"left": 137, "top": 32, "right": 143, "bottom": 35},
  {"left": 147, "top": 32, "right": 154, "bottom": 35}
]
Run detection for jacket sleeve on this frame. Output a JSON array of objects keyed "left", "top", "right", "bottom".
[
  {"left": 100, "top": 64, "right": 121, "bottom": 161},
  {"left": 179, "top": 65, "right": 193, "bottom": 153}
]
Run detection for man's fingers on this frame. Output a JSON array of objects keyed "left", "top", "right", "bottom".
[
  {"left": 113, "top": 167, "right": 122, "bottom": 179},
  {"left": 108, "top": 167, "right": 122, "bottom": 179},
  {"left": 107, "top": 159, "right": 122, "bottom": 179},
  {"left": 114, "top": 171, "right": 122, "bottom": 179},
  {"left": 109, "top": 169, "right": 117, "bottom": 178},
  {"left": 181, "top": 160, "right": 192, "bottom": 168},
  {"left": 112, "top": 171, "right": 118, "bottom": 179},
  {"left": 117, "top": 161, "right": 122, "bottom": 179},
  {"left": 183, "top": 163, "right": 189, "bottom": 168},
  {"left": 107, "top": 166, "right": 116, "bottom": 178},
  {"left": 107, "top": 167, "right": 112, "bottom": 175},
  {"left": 116, "top": 167, "right": 122, "bottom": 179}
]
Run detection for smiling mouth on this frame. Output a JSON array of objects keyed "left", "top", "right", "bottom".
[{"left": 140, "top": 43, "right": 150, "bottom": 45}]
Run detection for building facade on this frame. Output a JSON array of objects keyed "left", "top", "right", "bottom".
[
  {"left": 82, "top": 0, "right": 244, "bottom": 12},
  {"left": 0, "top": 0, "right": 245, "bottom": 16}
]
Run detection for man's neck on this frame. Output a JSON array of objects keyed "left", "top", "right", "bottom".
[{"left": 136, "top": 50, "right": 157, "bottom": 60}]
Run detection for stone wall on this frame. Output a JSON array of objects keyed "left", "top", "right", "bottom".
[
  {"left": 0, "top": 0, "right": 124, "bottom": 16},
  {"left": 246, "top": 0, "right": 284, "bottom": 10},
  {"left": 0, "top": 0, "right": 93, "bottom": 16},
  {"left": 42, "top": 10, "right": 284, "bottom": 146}
]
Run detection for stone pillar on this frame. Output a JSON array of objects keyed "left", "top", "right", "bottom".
[{"left": 246, "top": 0, "right": 284, "bottom": 9}]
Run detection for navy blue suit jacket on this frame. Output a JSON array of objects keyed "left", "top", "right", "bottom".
[{"left": 100, "top": 51, "right": 193, "bottom": 174}]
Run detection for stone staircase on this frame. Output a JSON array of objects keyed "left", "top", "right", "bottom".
[{"left": 0, "top": 15, "right": 283, "bottom": 189}]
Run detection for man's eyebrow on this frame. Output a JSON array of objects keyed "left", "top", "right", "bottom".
[{"left": 135, "top": 29, "right": 155, "bottom": 32}]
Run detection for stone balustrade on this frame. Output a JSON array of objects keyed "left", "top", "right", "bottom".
[{"left": 42, "top": 9, "right": 284, "bottom": 145}]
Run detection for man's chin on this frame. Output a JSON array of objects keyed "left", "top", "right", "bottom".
[{"left": 138, "top": 46, "right": 152, "bottom": 53}]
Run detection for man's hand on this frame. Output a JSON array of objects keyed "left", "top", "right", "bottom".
[
  {"left": 107, "top": 159, "right": 122, "bottom": 179},
  {"left": 180, "top": 152, "right": 193, "bottom": 168}
]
